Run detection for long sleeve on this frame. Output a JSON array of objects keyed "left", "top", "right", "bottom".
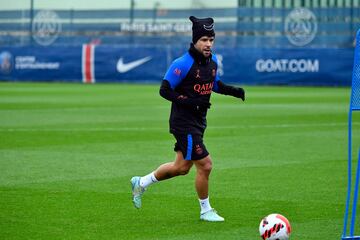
[
  {"left": 159, "top": 80, "right": 181, "bottom": 102},
  {"left": 214, "top": 80, "right": 245, "bottom": 101}
]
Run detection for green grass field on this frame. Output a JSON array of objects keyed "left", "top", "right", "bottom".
[{"left": 0, "top": 82, "right": 359, "bottom": 240}]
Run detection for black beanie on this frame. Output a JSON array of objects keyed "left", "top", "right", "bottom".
[{"left": 189, "top": 16, "right": 215, "bottom": 44}]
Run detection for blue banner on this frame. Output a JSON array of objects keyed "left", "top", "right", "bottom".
[
  {"left": 0, "top": 45, "right": 354, "bottom": 86},
  {"left": 0, "top": 46, "right": 82, "bottom": 82},
  {"left": 93, "top": 45, "right": 168, "bottom": 83},
  {"left": 216, "top": 47, "right": 354, "bottom": 86}
]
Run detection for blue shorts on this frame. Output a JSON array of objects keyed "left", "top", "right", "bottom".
[{"left": 173, "top": 133, "right": 209, "bottom": 160}]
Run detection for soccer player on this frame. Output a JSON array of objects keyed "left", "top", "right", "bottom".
[{"left": 131, "top": 16, "right": 245, "bottom": 222}]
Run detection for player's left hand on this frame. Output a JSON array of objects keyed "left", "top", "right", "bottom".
[{"left": 233, "top": 87, "right": 245, "bottom": 101}]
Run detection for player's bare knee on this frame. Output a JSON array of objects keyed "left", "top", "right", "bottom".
[
  {"left": 171, "top": 162, "right": 190, "bottom": 175},
  {"left": 198, "top": 156, "right": 212, "bottom": 174},
  {"left": 178, "top": 165, "right": 191, "bottom": 175},
  {"left": 203, "top": 161, "right": 212, "bottom": 173}
]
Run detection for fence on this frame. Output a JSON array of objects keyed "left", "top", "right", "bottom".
[
  {"left": 0, "top": 4, "right": 359, "bottom": 85},
  {"left": 0, "top": 6, "right": 359, "bottom": 48}
]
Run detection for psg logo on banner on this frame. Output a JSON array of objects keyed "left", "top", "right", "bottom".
[
  {"left": 32, "top": 10, "right": 62, "bottom": 46},
  {"left": 284, "top": 8, "right": 318, "bottom": 47},
  {"left": 0, "top": 51, "right": 13, "bottom": 74}
]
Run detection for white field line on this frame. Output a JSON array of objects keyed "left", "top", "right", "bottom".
[{"left": 0, "top": 122, "right": 358, "bottom": 132}]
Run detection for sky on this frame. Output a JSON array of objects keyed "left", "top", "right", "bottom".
[{"left": 1, "top": 0, "right": 237, "bottom": 10}]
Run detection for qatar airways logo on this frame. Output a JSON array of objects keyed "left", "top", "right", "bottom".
[{"left": 194, "top": 82, "right": 214, "bottom": 95}]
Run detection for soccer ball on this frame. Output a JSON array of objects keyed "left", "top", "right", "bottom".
[{"left": 259, "top": 213, "right": 291, "bottom": 240}]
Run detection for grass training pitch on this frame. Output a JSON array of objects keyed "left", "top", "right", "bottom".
[{"left": 0, "top": 82, "right": 359, "bottom": 240}]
